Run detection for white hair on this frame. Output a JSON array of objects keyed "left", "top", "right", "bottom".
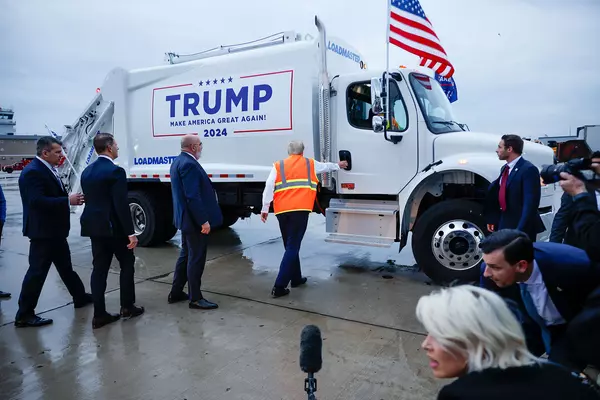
[
  {"left": 416, "top": 285, "right": 538, "bottom": 372},
  {"left": 287, "top": 141, "right": 305, "bottom": 155}
]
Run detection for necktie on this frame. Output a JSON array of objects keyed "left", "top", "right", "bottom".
[
  {"left": 519, "top": 283, "right": 551, "bottom": 354},
  {"left": 498, "top": 165, "right": 509, "bottom": 211},
  {"left": 51, "top": 167, "right": 64, "bottom": 190}
]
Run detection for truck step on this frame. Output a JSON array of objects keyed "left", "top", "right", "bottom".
[
  {"left": 324, "top": 233, "right": 395, "bottom": 248},
  {"left": 325, "top": 199, "right": 398, "bottom": 243}
]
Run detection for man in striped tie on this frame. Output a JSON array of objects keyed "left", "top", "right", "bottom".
[{"left": 480, "top": 229, "right": 600, "bottom": 374}]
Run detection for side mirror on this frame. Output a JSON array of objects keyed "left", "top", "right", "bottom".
[
  {"left": 372, "top": 115, "right": 384, "bottom": 133},
  {"left": 370, "top": 77, "right": 384, "bottom": 115}
]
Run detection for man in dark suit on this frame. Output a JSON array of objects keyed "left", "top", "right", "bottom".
[
  {"left": 80, "top": 133, "right": 144, "bottom": 329},
  {"left": 15, "top": 136, "right": 92, "bottom": 327},
  {"left": 168, "top": 134, "right": 222, "bottom": 310},
  {"left": 480, "top": 229, "right": 600, "bottom": 372},
  {"left": 485, "top": 134, "right": 545, "bottom": 242}
]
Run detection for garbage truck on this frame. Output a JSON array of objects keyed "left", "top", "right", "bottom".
[{"left": 57, "top": 16, "right": 557, "bottom": 284}]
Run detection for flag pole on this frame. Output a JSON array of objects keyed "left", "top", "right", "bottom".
[{"left": 385, "top": 0, "right": 391, "bottom": 126}]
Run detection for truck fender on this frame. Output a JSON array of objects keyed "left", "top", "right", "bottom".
[{"left": 397, "top": 155, "right": 496, "bottom": 251}]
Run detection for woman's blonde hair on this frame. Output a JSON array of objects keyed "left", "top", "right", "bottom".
[{"left": 416, "top": 285, "right": 538, "bottom": 372}]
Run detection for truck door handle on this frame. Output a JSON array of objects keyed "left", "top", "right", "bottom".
[{"left": 339, "top": 150, "right": 352, "bottom": 171}]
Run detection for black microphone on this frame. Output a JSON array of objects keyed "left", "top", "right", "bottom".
[{"left": 299, "top": 325, "right": 322, "bottom": 399}]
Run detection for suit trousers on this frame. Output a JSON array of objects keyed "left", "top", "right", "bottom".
[
  {"left": 90, "top": 237, "right": 136, "bottom": 317},
  {"left": 17, "top": 238, "right": 87, "bottom": 319},
  {"left": 274, "top": 211, "right": 309, "bottom": 288},
  {"left": 171, "top": 231, "right": 208, "bottom": 302}
]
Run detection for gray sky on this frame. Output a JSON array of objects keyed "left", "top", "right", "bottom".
[{"left": 1, "top": 0, "right": 598, "bottom": 137}]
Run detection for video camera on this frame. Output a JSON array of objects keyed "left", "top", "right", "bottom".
[{"left": 540, "top": 157, "right": 600, "bottom": 185}]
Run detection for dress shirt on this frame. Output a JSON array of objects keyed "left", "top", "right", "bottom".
[
  {"left": 36, "top": 156, "right": 65, "bottom": 191},
  {"left": 500, "top": 156, "right": 521, "bottom": 185},
  {"left": 261, "top": 160, "right": 340, "bottom": 213},
  {"left": 98, "top": 155, "right": 115, "bottom": 164},
  {"left": 523, "top": 261, "right": 566, "bottom": 326}
]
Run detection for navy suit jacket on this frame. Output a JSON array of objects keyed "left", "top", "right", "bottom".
[
  {"left": 485, "top": 157, "right": 545, "bottom": 239},
  {"left": 170, "top": 152, "right": 222, "bottom": 233},
  {"left": 80, "top": 157, "right": 134, "bottom": 238},
  {"left": 19, "top": 158, "right": 71, "bottom": 239},
  {"left": 481, "top": 241, "right": 600, "bottom": 323}
]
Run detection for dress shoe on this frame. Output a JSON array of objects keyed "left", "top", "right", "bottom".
[
  {"left": 92, "top": 312, "right": 120, "bottom": 329},
  {"left": 291, "top": 277, "right": 307, "bottom": 288},
  {"left": 15, "top": 315, "right": 53, "bottom": 328},
  {"left": 120, "top": 304, "right": 145, "bottom": 319},
  {"left": 168, "top": 291, "right": 189, "bottom": 304},
  {"left": 189, "top": 299, "right": 218, "bottom": 309},
  {"left": 0, "top": 291, "right": 11, "bottom": 299},
  {"left": 271, "top": 287, "right": 290, "bottom": 298},
  {"left": 74, "top": 293, "right": 93, "bottom": 308}
]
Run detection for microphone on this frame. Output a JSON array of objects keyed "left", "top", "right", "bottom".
[{"left": 299, "top": 325, "right": 322, "bottom": 399}]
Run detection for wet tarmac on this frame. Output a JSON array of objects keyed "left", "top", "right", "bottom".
[{"left": 0, "top": 174, "right": 444, "bottom": 399}]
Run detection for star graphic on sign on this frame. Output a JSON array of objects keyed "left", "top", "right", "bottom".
[
  {"left": 205, "top": 80, "right": 210, "bottom": 85},
  {"left": 220, "top": 78, "right": 225, "bottom": 83},
  {"left": 213, "top": 79, "right": 218, "bottom": 84},
  {"left": 199, "top": 81, "right": 203, "bottom": 86},
  {"left": 228, "top": 77, "right": 233, "bottom": 83}
]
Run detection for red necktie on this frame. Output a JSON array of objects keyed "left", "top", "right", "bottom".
[{"left": 499, "top": 166, "right": 509, "bottom": 212}]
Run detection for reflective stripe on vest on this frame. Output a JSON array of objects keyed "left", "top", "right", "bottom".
[
  {"left": 274, "top": 158, "right": 317, "bottom": 193},
  {"left": 273, "top": 157, "right": 318, "bottom": 215}
]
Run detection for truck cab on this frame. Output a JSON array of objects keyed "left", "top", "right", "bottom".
[{"left": 322, "top": 66, "right": 557, "bottom": 283}]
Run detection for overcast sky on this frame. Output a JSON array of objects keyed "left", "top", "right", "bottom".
[{"left": 1, "top": 0, "right": 598, "bottom": 137}]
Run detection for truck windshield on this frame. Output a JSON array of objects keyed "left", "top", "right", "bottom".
[{"left": 409, "top": 73, "right": 462, "bottom": 134}]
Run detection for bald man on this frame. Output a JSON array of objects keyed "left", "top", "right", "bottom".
[{"left": 167, "top": 135, "right": 223, "bottom": 310}]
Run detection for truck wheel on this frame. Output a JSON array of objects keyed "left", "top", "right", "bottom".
[
  {"left": 5, "top": 167, "right": 13, "bottom": 174},
  {"left": 412, "top": 199, "right": 486, "bottom": 285},
  {"left": 220, "top": 213, "right": 239, "bottom": 228},
  {"left": 161, "top": 223, "right": 178, "bottom": 242},
  {"left": 128, "top": 190, "right": 164, "bottom": 246}
]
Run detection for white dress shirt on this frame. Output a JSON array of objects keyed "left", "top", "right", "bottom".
[
  {"left": 261, "top": 159, "right": 340, "bottom": 213},
  {"left": 98, "top": 154, "right": 115, "bottom": 164},
  {"left": 523, "top": 261, "right": 566, "bottom": 326},
  {"left": 36, "top": 156, "right": 65, "bottom": 191},
  {"left": 500, "top": 155, "right": 521, "bottom": 184}
]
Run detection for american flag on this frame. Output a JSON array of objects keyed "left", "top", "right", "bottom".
[{"left": 389, "top": 0, "right": 455, "bottom": 78}]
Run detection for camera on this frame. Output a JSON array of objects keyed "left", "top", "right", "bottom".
[{"left": 540, "top": 158, "right": 600, "bottom": 185}]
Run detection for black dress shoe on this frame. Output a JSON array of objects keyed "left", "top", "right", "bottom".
[
  {"left": 74, "top": 293, "right": 93, "bottom": 308},
  {"left": 168, "top": 291, "right": 189, "bottom": 304},
  {"left": 271, "top": 287, "right": 290, "bottom": 298},
  {"left": 291, "top": 277, "right": 307, "bottom": 288},
  {"left": 15, "top": 315, "right": 53, "bottom": 328},
  {"left": 189, "top": 299, "right": 218, "bottom": 309},
  {"left": 120, "top": 304, "right": 145, "bottom": 319},
  {"left": 92, "top": 312, "right": 120, "bottom": 329},
  {"left": 0, "top": 291, "right": 11, "bottom": 299}
]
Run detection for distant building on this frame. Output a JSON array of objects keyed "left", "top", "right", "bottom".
[{"left": 0, "top": 107, "right": 47, "bottom": 173}]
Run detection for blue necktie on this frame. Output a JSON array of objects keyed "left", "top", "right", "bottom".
[{"left": 519, "top": 283, "right": 552, "bottom": 354}]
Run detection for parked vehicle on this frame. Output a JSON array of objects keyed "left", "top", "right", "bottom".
[{"left": 56, "top": 17, "right": 556, "bottom": 284}]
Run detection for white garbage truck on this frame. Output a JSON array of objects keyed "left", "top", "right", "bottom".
[{"left": 57, "top": 17, "right": 557, "bottom": 284}]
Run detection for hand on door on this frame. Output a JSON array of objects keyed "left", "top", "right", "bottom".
[{"left": 338, "top": 161, "right": 349, "bottom": 170}]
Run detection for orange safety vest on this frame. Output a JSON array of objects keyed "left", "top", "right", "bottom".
[{"left": 273, "top": 155, "right": 319, "bottom": 215}]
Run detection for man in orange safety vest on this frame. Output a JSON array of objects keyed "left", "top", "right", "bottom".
[{"left": 261, "top": 140, "right": 348, "bottom": 298}]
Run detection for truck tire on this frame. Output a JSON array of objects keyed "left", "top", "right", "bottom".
[
  {"left": 412, "top": 199, "right": 487, "bottom": 285},
  {"left": 128, "top": 190, "right": 164, "bottom": 247},
  {"left": 5, "top": 167, "right": 13, "bottom": 174},
  {"left": 220, "top": 213, "right": 239, "bottom": 228},
  {"left": 161, "top": 223, "right": 178, "bottom": 242}
]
